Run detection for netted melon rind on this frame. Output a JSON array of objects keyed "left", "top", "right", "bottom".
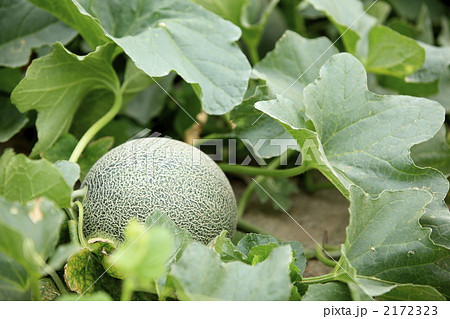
[{"left": 81, "top": 137, "right": 238, "bottom": 244}]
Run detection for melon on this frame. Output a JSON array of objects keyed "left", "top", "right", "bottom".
[{"left": 81, "top": 137, "right": 238, "bottom": 244}]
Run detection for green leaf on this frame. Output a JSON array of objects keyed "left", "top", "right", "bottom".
[
  {"left": 211, "top": 232, "right": 306, "bottom": 276},
  {"left": 107, "top": 220, "right": 173, "bottom": 287},
  {"left": 11, "top": 42, "right": 119, "bottom": 156},
  {"left": 0, "top": 0, "right": 77, "bottom": 67},
  {"left": 0, "top": 150, "right": 74, "bottom": 207},
  {"left": 411, "top": 125, "right": 450, "bottom": 177},
  {"left": 257, "top": 53, "right": 450, "bottom": 247},
  {"left": 170, "top": 242, "right": 292, "bottom": 300},
  {"left": 253, "top": 30, "right": 339, "bottom": 106},
  {"left": 378, "top": 284, "right": 446, "bottom": 301},
  {"left": 344, "top": 187, "right": 450, "bottom": 298},
  {"left": 365, "top": 25, "right": 425, "bottom": 77},
  {"left": 64, "top": 248, "right": 106, "bottom": 295},
  {"left": 0, "top": 96, "right": 28, "bottom": 143},
  {"left": 36, "top": 0, "right": 251, "bottom": 115},
  {"left": 302, "top": 282, "right": 352, "bottom": 301}
]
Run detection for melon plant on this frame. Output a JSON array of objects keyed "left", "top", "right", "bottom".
[
  {"left": 81, "top": 137, "right": 238, "bottom": 244},
  {"left": 2, "top": 0, "right": 450, "bottom": 303}
]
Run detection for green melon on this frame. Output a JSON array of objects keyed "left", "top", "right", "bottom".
[{"left": 81, "top": 137, "right": 238, "bottom": 244}]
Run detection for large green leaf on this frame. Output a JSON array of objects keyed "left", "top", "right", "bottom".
[
  {"left": 170, "top": 242, "right": 292, "bottom": 300},
  {"left": 0, "top": 0, "right": 76, "bottom": 67},
  {"left": 343, "top": 187, "right": 450, "bottom": 298},
  {"left": 11, "top": 43, "right": 119, "bottom": 156},
  {"left": 0, "top": 96, "right": 28, "bottom": 143},
  {"left": 32, "top": 0, "right": 251, "bottom": 115},
  {"left": 256, "top": 53, "right": 449, "bottom": 247},
  {"left": 0, "top": 149, "right": 76, "bottom": 207},
  {"left": 306, "top": 0, "right": 425, "bottom": 77}
]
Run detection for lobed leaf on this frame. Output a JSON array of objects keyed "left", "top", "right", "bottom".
[
  {"left": 11, "top": 43, "right": 119, "bottom": 156},
  {"left": 257, "top": 53, "right": 450, "bottom": 247}
]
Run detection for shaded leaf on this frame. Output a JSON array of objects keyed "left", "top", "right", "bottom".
[
  {"left": 0, "top": 67, "right": 22, "bottom": 93},
  {"left": 0, "top": 0, "right": 76, "bottom": 67},
  {"left": 255, "top": 177, "right": 298, "bottom": 211},
  {"left": 0, "top": 96, "right": 28, "bottom": 143}
]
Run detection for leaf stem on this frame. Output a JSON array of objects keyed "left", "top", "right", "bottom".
[
  {"left": 237, "top": 219, "right": 271, "bottom": 235},
  {"left": 69, "top": 92, "right": 122, "bottom": 163},
  {"left": 248, "top": 44, "right": 260, "bottom": 65},
  {"left": 73, "top": 201, "right": 87, "bottom": 247},
  {"left": 314, "top": 245, "right": 337, "bottom": 267},
  {"left": 68, "top": 220, "right": 79, "bottom": 245},
  {"left": 219, "top": 162, "right": 309, "bottom": 177},
  {"left": 301, "top": 272, "right": 337, "bottom": 284},
  {"left": 121, "top": 279, "right": 134, "bottom": 301}
]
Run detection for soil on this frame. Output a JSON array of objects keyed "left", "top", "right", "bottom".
[{"left": 232, "top": 176, "right": 350, "bottom": 277}]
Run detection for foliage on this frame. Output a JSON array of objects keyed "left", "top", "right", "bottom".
[{"left": 0, "top": 0, "right": 449, "bottom": 301}]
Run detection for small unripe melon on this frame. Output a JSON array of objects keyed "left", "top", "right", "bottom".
[{"left": 81, "top": 137, "right": 238, "bottom": 244}]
